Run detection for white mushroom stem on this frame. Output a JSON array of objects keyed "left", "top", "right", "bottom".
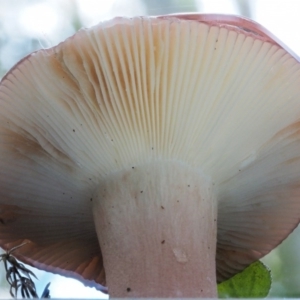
[{"left": 93, "top": 160, "right": 217, "bottom": 297}]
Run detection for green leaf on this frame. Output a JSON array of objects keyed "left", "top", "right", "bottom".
[{"left": 218, "top": 261, "right": 272, "bottom": 298}]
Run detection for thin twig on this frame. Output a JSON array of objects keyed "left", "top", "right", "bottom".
[{"left": 1, "top": 243, "right": 50, "bottom": 298}]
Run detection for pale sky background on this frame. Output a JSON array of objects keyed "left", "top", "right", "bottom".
[{"left": 1, "top": 0, "right": 300, "bottom": 298}]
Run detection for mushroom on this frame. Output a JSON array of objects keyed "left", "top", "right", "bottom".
[{"left": 1, "top": 14, "right": 300, "bottom": 297}]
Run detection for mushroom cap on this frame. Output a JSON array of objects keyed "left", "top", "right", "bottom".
[{"left": 1, "top": 14, "right": 300, "bottom": 289}]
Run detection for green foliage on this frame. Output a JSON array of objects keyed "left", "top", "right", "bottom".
[{"left": 218, "top": 261, "right": 271, "bottom": 298}]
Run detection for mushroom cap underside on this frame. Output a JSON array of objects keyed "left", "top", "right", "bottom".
[{"left": 1, "top": 14, "right": 300, "bottom": 290}]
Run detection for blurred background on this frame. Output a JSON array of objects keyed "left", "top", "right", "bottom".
[{"left": 1, "top": 0, "right": 300, "bottom": 298}]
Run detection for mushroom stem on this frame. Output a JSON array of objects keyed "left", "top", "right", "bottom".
[{"left": 92, "top": 161, "right": 217, "bottom": 297}]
